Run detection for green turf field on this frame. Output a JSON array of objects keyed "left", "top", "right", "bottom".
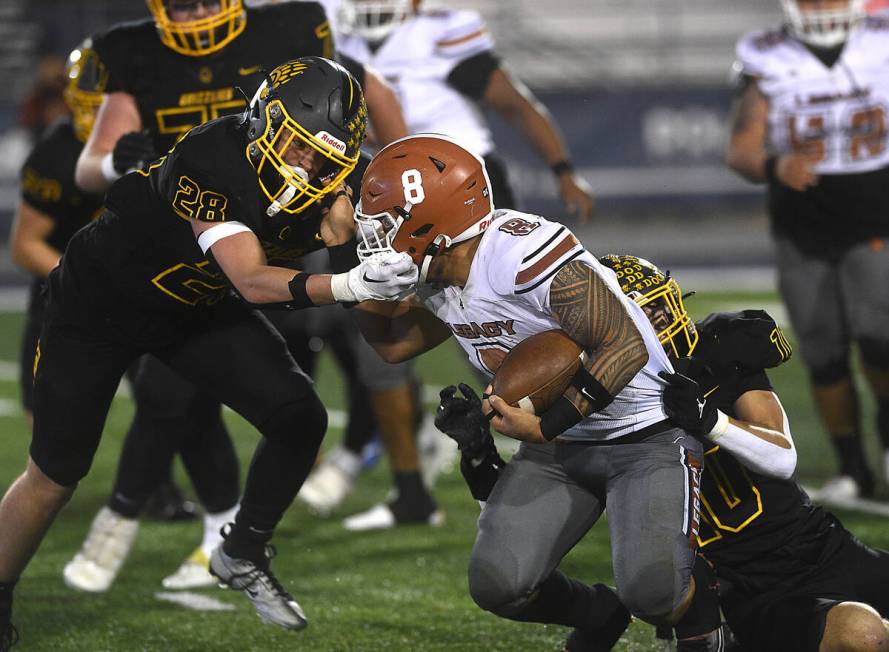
[{"left": 1, "top": 291, "right": 887, "bottom": 651}]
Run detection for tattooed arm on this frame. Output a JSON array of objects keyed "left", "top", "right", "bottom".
[
  {"left": 725, "top": 80, "right": 771, "bottom": 183},
  {"left": 549, "top": 259, "right": 649, "bottom": 417},
  {"left": 485, "top": 260, "right": 649, "bottom": 442},
  {"left": 726, "top": 79, "right": 820, "bottom": 191}
]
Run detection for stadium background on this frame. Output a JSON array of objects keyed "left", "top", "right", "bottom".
[{"left": 0, "top": 1, "right": 887, "bottom": 650}]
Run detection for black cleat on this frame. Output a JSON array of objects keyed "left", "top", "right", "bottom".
[
  {"left": 563, "top": 603, "right": 632, "bottom": 651},
  {"left": 143, "top": 479, "right": 198, "bottom": 522}
]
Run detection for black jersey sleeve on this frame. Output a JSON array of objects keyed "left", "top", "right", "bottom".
[
  {"left": 91, "top": 19, "right": 158, "bottom": 96},
  {"left": 19, "top": 123, "right": 76, "bottom": 220},
  {"left": 446, "top": 50, "right": 501, "bottom": 100}
]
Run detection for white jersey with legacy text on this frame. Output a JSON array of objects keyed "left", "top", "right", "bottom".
[
  {"left": 735, "top": 18, "right": 889, "bottom": 175},
  {"left": 419, "top": 210, "right": 672, "bottom": 442}
]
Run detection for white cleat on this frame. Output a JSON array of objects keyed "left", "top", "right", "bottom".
[
  {"left": 63, "top": 506, "right": 139, "bottom": 593},
  {"left": 812, "top": 475, "right": 861, "bottom": 502},
  {"left": 341, "top": 503, "right": 445, "bottom": 532},
  {"left": 162, "top": 547, "right": 215, "bottom": 590},
  {"left": 297, "top": 447, "right": 361, "bottom": 516},
  {"left": 417, "top": 418, "right": 458, "bottom": 489}
]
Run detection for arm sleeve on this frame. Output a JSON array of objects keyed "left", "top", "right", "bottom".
[
  {"left": 446, "top": 50, "right": 501, "bottom": 100},
  {"left": 711, "top": 392, "right": 797, "bottom": 479}
]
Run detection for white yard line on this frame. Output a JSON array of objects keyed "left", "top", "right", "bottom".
[{"left": 154, "top": 591, "right": 236, "bottom": 612}]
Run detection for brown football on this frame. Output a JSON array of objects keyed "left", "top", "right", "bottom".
[{"left": 491, "top": 330, "right": 585, "bottom": 414}]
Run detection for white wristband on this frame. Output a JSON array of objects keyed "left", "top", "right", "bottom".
[
  {"left": 100, "top": 152, "right": 122, "bottom": 184},
  {"left": 330, "top": 272, "right": 356, "bottom": 303},
  {"left": 708, "top": 410, "right": 731, "bottom": 440}
]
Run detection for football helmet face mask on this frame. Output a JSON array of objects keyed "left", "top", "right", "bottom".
[
  {"left": 338, "top": 0, "right": 413, "bottom": 42},
  {"left": 598, "top": 254, "right": 698, "bottom": 359},
  {"left": 64, "top": 39, "right": 107, "bottom": 143},
  {"left": 245, "top": 57, "right": 367, "bottom": 217},
  {"left": 780, "top": 0, "right": 865, "bottom": 48},
  {"left": 146, "top": 0, "right": 246, "bottom": 57},
  {"left": 355, "top": 134, "right": 494, "bottom": 284}
]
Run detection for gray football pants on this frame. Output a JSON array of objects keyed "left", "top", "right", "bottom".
[{"left": 468, "top": 428, "right": 702, "bottom": 625}]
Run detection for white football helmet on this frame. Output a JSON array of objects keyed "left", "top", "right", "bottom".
[
  {"left": 780, "top": 0, "right": 865, "bottom": 48},
  {"left": 338, "top": 0, "right": 413, "bottom": 42}
]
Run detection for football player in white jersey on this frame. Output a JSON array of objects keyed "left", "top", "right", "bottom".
[
  {"left": 350, "top": 134, "right": 704, "bottom": 648},
  {"left": 324, "top": 0, "right": 594, "bottom": 220},
  {"left": 727, "top": 0, "right": 889, "bottom": 500}
]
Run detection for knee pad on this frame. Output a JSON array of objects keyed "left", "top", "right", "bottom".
[
  {"left": 467, "top": 556, "right": 531, "bottom": 617},
  {"left": 858, "top": 338, "right": 889, "bottom": 373},
  {"left": 619, "top": 563, "right": 687, "bottom": 626},
  {"left": 257, "top": 391, "right": 327, "bottom": 452},
  {"left": 809, "top": 358, "right": 851, "bottom": 387}
]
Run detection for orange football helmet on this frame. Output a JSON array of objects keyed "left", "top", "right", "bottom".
[{"left": 355, "top": 134, "right": 494, "bottom": 282}]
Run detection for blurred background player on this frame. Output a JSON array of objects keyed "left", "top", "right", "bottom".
[
  {"left": 10, "top": 41, "right": 104, "bottom": 432},
  {"left": 726, "top": 0, "right": 889, "bottom": 499},
  {"left": 62, "top": 0, "right": 405, "bottom": 593}
]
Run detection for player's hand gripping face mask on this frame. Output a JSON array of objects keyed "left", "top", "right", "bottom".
[
  {"left": 244, "top": 58, "right": 367, "bottom": 217},
  {"left": 354, "top": 134, "right": 495, "bottom": 284}
]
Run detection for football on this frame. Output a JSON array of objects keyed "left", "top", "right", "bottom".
[{"left": 491, "top": 330, "right": 585, "bottom": 414}]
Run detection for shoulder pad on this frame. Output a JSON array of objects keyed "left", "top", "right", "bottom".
[
  {"left": 695, "top": 309, "right": 792, "bottom": 374},
  {"left": 735, "top": 28, "right": 787, "bottom": 78},
  {"left": 432, "top": 10, "right": 492, "bottom": 57}
]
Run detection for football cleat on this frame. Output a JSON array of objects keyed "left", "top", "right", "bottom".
[
  {"left": 813, "top": 475, "right": 866, "bottom": 502},
  {"left": 342, "top": 502, "right": 445, "bottom": 531},
  {"left": 297, "top": 447, "right": 362, "bottom": 516},
  {"left": 162, "top": 547, "right": 215, "bottom": 590},
  {"left": 63, "top": 506, "right": 139, "bottom": 592},
  {"left": 563, "top": 600, "right": 631, "bottom": 652},
  {"left": 209, "top": 544, "right": 307, "bottom": 631},
  {"left": 143, "top": 480, "right": 198, "bottom": 522}
]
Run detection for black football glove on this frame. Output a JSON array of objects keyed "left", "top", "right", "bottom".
[
  {"left": 459, "top": 438, "right": 506, "bottom": 502},
  {"left": 435, "top": 383, "right": 492, "bottom": 459},
  {"left": 112, "top": 130, "right": 157, "bottom": 174},
  {"left": 658, "top": 370, "right": 718, "bottom": 437}
]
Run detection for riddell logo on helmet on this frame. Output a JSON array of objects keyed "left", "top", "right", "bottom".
[{"left": 316, "top": 131, "right": 346, "bottom": 154}]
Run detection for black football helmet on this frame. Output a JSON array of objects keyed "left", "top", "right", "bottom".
[
  {"left": 64, "top": 38, "right": 107, "bottom": 143},
  {"left": 244, "top": 57, "right": 367, "bottom": 217},
  {"left": 599, "top": 254, "right": 698, "bottom": 359}
]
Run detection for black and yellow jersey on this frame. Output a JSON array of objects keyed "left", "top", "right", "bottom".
[
  {"left": 92, "top": 1, "right": 335, "bottom": 154},
  {"left": 19, "top": 117, "right": 103, "bottom": 254},
  {"left": 53, "top": 115, "right": 366, "bottom": 345},
  {"left": 692, "top": 312, "right": 840, "bottom": 593}
]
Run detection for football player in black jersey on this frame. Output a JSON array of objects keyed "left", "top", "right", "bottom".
[
  {"left": 606, "top": 255, "right": 889, "bottom": 652},
  {"left": 0, "top": 57, "right": 417, "bottom": 646},
  {"left": 9, "top": 40, "right": 104, "bottom": 430},
  {"left": 64, "top": 0, "right": 409, "bottom": 595},
  {"left": 437, "top": 254, "right": 889, "bottom": 652}
]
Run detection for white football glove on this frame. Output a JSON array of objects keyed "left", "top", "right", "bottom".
[{"left": 331, "top": 251, "right": 419, "bottom": 302}]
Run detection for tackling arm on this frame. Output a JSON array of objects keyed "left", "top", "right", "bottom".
[
  {"left": 352, "top": 297, "right": 453, "bottom": 363},
  {"left": 715, "top": 389, "right": 797, "bottom": 479},
  {"left": 74, "top": 92, "right": 142, "bottom": 192}
]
